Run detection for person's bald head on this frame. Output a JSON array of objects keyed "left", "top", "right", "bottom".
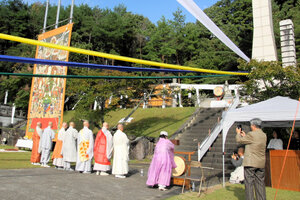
[
  {"left": 37, "top": 122, "right": 42, "bottom": 128},
  {"left": 62, "top": 122, "right": 68, "bottom": 129},
  {"left": 69, "top": 122, "right": 75, "bottom": 127},
  {"left": 48, "top": 122, "right": 53, "bottom": 128},
  {"left": 117, "top": 124, "right": 124, "bottom": 131},
  {"left": 83, "top": 120, "right": 89, "bottom": 128},
  {"left": 103, "top": 122, "right": 109, "bottom": 129}
]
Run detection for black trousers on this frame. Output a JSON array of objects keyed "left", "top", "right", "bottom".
[{"left": 244, "top": 167, "right": 266, "bottom": 200}]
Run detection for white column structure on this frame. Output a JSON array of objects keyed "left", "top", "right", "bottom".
[
  {"left": 93, "top": 100, "right": 97, "bottom": 111},
  {"left": 252, "top": 0, "right": 277, "bottom": 61},
  {"left": 280, "top": 19, "right": 297, "bottom": 68},
  {"left": 178, "top": 93, "right": 183, "bottom": 108},
  {"left": 11, "top": 103, "right": 16, "bottom": 124},
  {"left": 196, "top": 89, "right": 200, "bottom": 107},
  {"left": 4, "top": 90, "right": 8, "bottom": 104}
]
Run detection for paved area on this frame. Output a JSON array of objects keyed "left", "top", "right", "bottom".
[{"left": 0, "top": 165, "right": 182, "bottom": 200}]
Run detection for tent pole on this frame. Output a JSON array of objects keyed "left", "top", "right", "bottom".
[{"left": 222, "top": 130, "right": 225, "bottom": 187}]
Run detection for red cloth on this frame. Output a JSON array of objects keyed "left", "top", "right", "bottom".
[
  {"left": 30, "top": 129, "right": 41, "bottom": 163},
  {"left": 94, "top": 130, "right": 110, "bottom": 165},
  {"left": 30, "top": 118, "right": 59, "bottom": 129}
]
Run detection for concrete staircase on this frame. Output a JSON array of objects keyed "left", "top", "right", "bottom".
[{"left": 173, "top": 108, "right": 240, "bottom": 186}]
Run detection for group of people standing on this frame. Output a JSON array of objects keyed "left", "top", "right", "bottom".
[
  {"left": 30, "top": 120, "right": 177, "bottom": 190},
  {"left": 30, "top": 121, "right": 130, "bottom": 178}
]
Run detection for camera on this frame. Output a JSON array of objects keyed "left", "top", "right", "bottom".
[
  {"left": 237, "top": 124, "right": 243, "bottom": 131},
  {"left": 233, "top": 151, "right": 240, "bottom": 160}
]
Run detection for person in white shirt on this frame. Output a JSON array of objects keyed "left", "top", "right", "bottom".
[{"left": 267, "top": 130, "right": 283, "bottom": 150}]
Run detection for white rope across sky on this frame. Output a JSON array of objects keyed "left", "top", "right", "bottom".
[{"left": 177, "top": 0, "right": 250, "bottom": 62}]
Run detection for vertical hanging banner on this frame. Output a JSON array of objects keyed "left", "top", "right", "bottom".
[{"left": 26, "top": 24, "right": 73, "bottom": 138}]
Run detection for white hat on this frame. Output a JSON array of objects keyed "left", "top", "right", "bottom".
[{"left": 160, "top": 131, "right": 168, "bottom": 136}]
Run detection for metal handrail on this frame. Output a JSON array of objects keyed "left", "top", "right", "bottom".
[{"left": 198, "top": 95, "right": 240, "bottom": 160}]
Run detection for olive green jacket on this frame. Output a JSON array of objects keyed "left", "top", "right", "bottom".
[{"left": 236, "top": 129, "right": 267, "bottom": 169}]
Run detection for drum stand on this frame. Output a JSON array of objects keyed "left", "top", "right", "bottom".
[{"left": 172, "top": 151, "right": 195, "bottom": 189}]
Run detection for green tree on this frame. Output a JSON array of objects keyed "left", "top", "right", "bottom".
[{"left": 238, "top": 60, "right": 300, "bottom": 102}]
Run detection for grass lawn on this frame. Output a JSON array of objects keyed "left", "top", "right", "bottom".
[
  {"left": 0, "top": 145, "right": 18, "bottom": 149},
  {"left": 0, "top": 152, "right": 40, "bottom": 169},
  {"left": 64, "top": 107, "right": 195, "bottom": 138},
  {"left": 166, "top": 184, "right": 300, "bottom": 200},
  {"left": 0, "top": 147, "right": 150, "bottom": 169}
]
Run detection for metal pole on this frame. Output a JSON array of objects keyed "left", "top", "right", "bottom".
[
  {"left": 55, "top": 0, "right": 61, "bottom": 29},
  {"left": 70, "top": 0, "right": 75, "bottom": 23},
  {"left": 43, "top": 0, "right": 50, "bottom": 33},
  {"left": 222, "top": 130, "right": 225, "bottom": 187}
]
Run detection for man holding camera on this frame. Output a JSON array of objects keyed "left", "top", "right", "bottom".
[
  {"left": 236, "top": 118, "right": 267, "bottom": 200},
  {"left": 230, "top": 147, "right": 244, "bottom": 184}
]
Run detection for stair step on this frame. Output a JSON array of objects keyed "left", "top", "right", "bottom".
[{"left": 173, "top": 108, "right": 237, "bottom": 177}]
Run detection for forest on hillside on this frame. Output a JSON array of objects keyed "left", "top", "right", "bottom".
[{"left": 0, "top": 0, "right": 299, "bottom": 115}]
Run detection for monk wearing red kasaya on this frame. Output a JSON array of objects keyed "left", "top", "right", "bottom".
[{"left": 93, "top": 122, "right": 113, "bottom": 176}]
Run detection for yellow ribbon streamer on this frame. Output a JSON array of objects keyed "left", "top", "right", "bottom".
[{"left": 0, "top": 33, "right": 248, "bottom": 75}]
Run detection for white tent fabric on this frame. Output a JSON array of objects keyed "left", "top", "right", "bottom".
[
  {"left": 221, "top": 96, "right": 300, "bottom": 186},
  {"left": 222, "top": 96, "right": 300, "bottom": 151},
  {"left": 177, "top": 0, "right": 250, "bottom": 62}
]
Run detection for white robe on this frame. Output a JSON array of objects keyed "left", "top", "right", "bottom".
[
  {"left": 267, "top": 139, "right": 283, "bottom": 150},
  {"left": 53, "top": 128, "right": 66, "bottom": 167},
  {"left": 62, "top": 126, "right": 78, "bottom": 162},
  {"left": 39, "top": 126, "right": 55, "bottom": 164},
  {"left": 94, "top": 128, "right": 113, "bottom": 171},
  {"left": 75, "top": 127, "right": 94, "bottom": 172},
  {"left": 112, "top": 130, "right": 130, "bottom": 175},
  {"left": 230, "top": 166, "right": 244, "bottom": 183}
]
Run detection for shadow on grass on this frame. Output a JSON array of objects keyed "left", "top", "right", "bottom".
[
  {"left": 125, "top": 115, "right": 191, "bottom": 137},
  {"left": 225, "top": 185, "right": 245, "bottom": 200}
]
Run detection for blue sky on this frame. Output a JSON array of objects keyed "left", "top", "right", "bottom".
[{"left": 23, "top": 0, "right": 219, "bottom": 23}]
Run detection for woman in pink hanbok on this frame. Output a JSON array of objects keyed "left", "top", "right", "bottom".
[{"left": 146, "top": 131, "right": 176, "bottom": 191}]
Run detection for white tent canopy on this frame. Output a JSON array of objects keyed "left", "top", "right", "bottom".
[{"left": 221, "top": 96, "right": 300, "bottom": 186}]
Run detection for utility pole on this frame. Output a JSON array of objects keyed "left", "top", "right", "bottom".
[
  {"left": 43, "top": 0, "right": 50, "bottom": 33},
  {"left": 70, "top": 0, "right": 75, "bottom": 23},
  {"left": 55, "top": 0, "right": 61, "bottom": 29}
]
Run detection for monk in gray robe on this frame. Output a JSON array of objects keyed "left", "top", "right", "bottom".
[
  {"left": 39, "top": 122, "right": 55, "bottom": 167},
  {"left": 61, "top": 122, "right": 78, "bottom": 171}
]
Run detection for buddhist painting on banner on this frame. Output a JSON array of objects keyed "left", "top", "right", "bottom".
[{"left": 26, "top": 24, "right": 73, "bottom": 138}]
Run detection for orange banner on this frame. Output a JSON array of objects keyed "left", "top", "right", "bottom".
[{"left": 26, "top": 24, "right": 73, "bottom": 139}]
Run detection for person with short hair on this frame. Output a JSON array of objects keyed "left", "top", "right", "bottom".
[
  {"left": 75, "top": 120, "right": 94, "bottom": 173},
  {"left": 62, "top": 122, "right": 78, "bottom": 171},
  {"left": 290, "top": 130, "right": 300, "bottom": 150},
  {"left": 112, "top": 124, "right": 130, "bottom": 178},
  {"left": 236, "top": 118, "right": 267, "bottom": 200},
  {"left": 267, "top": 130, "right": 283, "bottom": 150},
  {"left": 30, "top": 122, "right": 43, "bottom": 165},
  {"left": 146, "top": 131, "right": 176, "bottom": 191},
  {"left": 39, "top": 122, "right": 55, "bottom": 167},
  {"left": 94, "top": 122, "right": 113, "bottom": 176},
  {"left": 52, "top": 122, "right": 68, "bottom": 169},
  {"left": 229, "top": 147, "right": 245, "bottom": 184}
]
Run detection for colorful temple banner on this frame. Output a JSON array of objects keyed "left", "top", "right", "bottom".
[{"left": 26, "top": 24, "right": 73, "bottom": 138}]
